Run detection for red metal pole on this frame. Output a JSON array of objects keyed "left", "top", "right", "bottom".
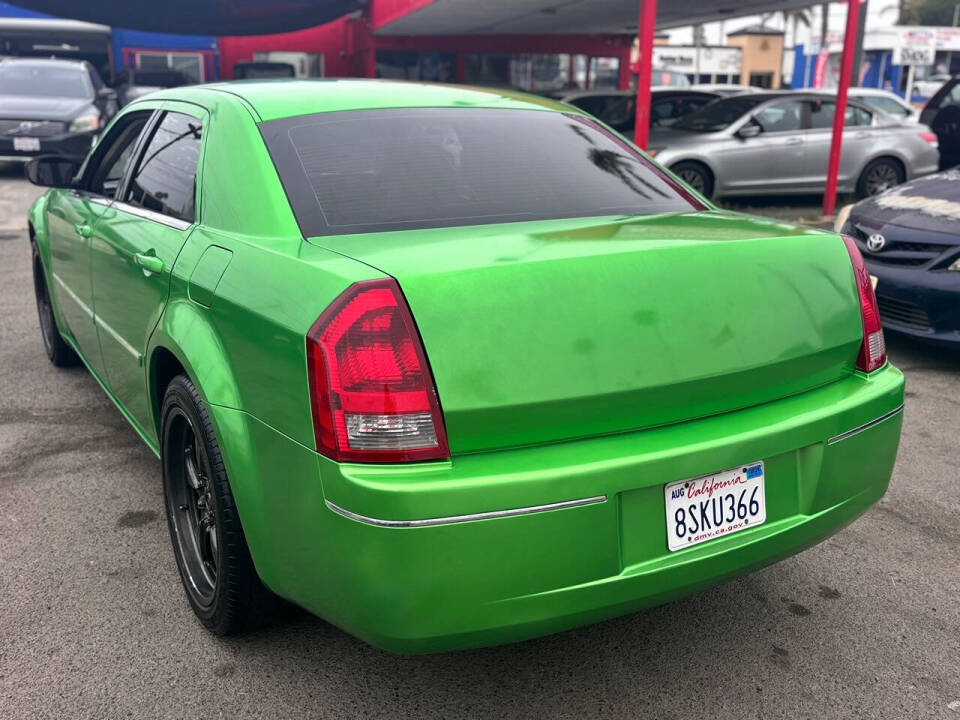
[
  {"left": 633, "top": 0, "right": 657, "bottom": 150},
  {"left": 822, "top": 0, "right": 862, "bottom": 216}
]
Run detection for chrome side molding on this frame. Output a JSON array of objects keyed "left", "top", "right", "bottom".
[
  {"left": 827, "top": 404, "right": 904, "bottom": 445},
  {"left": 325, "top": 494, "right": 607, "bottom": 528}
]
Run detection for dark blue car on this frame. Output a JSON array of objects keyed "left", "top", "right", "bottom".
[{"left": 839, "top": 170, "right": 960, "bottom": 346}]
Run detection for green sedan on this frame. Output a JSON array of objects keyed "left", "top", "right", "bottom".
[{"left": 25, "top": 80, "right": 904, "bottom": 653}]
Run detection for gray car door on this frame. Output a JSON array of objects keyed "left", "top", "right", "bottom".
[
  {"left": 720, "top": 99, "right": 806, "bottom": 194},
  {"left": 800, "top": 99, "right": 875, "bottom": 190}
]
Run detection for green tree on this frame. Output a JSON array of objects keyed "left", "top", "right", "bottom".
[{"left": 903, "top": 0, "right": 959, "bottom": 25}]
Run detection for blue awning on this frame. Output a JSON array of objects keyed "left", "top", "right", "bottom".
[{"left": 3, "top": 0, "right": 365, "bottom": 35}]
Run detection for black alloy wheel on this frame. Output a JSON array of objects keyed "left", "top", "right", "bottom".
[
  {"left": 31, "top": 243, "right": 78, "bottom": 367},
  {"left": 161, "top": 375, "right": 274, "bottom": 635}
]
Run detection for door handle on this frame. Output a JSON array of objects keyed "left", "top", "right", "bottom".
[
  {"left": 785, "top": 137, "right": 802, "bottom": 145},
  {"left": 134, "top": 252, "right": 164, "bottom": 275},
  {"left": 74, "top": 224, "right": 93, "bottom": 238}
]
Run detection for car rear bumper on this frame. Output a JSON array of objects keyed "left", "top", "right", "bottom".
[
  {"left": 0, "top": 131, "right": 96, "bottom": 161},
  {"left": 868, "top": 261, "right": 960, "bottom": 344},
  {"left": 210, "top": 364, "right": 904, "bottom": 653}
]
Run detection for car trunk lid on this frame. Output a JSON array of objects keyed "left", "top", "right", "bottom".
[{"left": 309, "top": 211, "right": 863, "bottom": 454}]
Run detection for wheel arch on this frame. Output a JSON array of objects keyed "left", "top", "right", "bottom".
[{"left": 147, "top": 299, "right": 244, "bottom": 445}]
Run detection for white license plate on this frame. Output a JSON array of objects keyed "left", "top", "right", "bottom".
[
  {"left": 664, "top": 462, "right": 766, "bottom": 551},
  {"left": 13, "top": 136, "right": 40, "bottom": 152}
]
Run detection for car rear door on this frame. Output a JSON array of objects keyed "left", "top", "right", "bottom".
[
  {"left": 799, "top": 99, "right": 875, "bottom": 189},
  {"left": 90, "top": 104, "right": 205, "bottom": 433},
  {"left": 44, "top": 109, "right": 154, "bottom": 378}
]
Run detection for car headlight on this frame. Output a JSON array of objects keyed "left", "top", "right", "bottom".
[
  {"left": 948, "top": 258, "right": 960, "bottom": 271},
  {"left": 69, "top": 114, "right": 100, "bottom": 133},
  {"left": 834, "top": 203, "right": 854, "bottom": 233}
]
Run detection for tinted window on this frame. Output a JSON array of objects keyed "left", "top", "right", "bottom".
[
  {"left": 0, "top": 63, "right": 91, "bottom": 98},
  {"left": 808, "top": 100, "right": 873, "bottom": 130},
  {"left": 262, "top": 108, "right": 701, "bottom": 237},
  {"left": 86, "top": 111, "right": 152, "bottom": 198},
  {"left": 124, "top": 112, "right": 202, "bottom": 223},
  {"left": 753, "top": 100, "right": 803, "bottom": 133},
  {"left": 673, "top": 95, "right": 767, "bottom": 132}
]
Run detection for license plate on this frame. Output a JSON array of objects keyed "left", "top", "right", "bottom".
[
  {"left": 13, "top": 137, "right": 40, "bottom": 152},
  {"left": 664, "top": 462, "right": 766, "bottom": 551}
]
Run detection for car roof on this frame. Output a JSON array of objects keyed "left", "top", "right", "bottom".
[
  {"left": 0, "top": 56, "right": 88, "bottom": 68},
  {"left": 144, "top": 79, "right": 577, "bottom": 122}
]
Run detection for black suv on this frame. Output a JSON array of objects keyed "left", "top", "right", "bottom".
[{"left": 0, "top": 57, "right": 117, "bottom": 162}]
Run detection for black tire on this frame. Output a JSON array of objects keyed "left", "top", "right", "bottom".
[
  {"left": 31, "top": 242, "right": 79, "bottom": 367},
  {"left": 161, "top": 374, "right": 273, "bottom": 635},
  {"left": 670, "top": 161, "right": 714, "bottom": 199},
  {"left": 856, "top": 158, "right": 904, "bottom": 198}
]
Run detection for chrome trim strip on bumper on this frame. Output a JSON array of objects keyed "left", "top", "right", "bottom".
[
  {"left": 325, "top": 495, "right": 607, "bottom": 528},
  {"left": 827, "top": 404, "right": 904, "bottom": 445}
]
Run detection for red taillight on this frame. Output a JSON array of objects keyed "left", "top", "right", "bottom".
[
  {"left": 920, "top": 131, "right": 939, "bottom": 146},
  {"left": 842, "top": 235, "right": 886, "bottom": 373},
  {"left": 306, "top": 279, "right": 449, "bottom": 463}
]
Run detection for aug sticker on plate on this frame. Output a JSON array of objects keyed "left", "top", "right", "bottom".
[{"left": 664, "top": 462, "right": 766, "bottom": 551}]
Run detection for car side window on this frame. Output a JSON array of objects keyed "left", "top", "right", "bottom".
[
  {"left": 753, "top": 100, "right": 803, "bottom": 133},
  {"left": 83, "top": 110, "right": 153, "bottom": 198},
  {"left": 807, "top": 100, "right": 872, "bottom": 130},
  {"left": 847, "top": 105, "right": 872, "bottom": 126},
  {"left": 123, "top": 111, "right": 202, "bottom": 223},
  {"left": 863, "top": 96, "right": 908, "bottom": 117}
]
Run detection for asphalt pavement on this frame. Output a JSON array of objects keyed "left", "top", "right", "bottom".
[{"left": 1, "top": 163, "right": 958, "bottom": 719}]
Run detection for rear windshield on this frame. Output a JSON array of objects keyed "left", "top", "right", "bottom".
[{"left": 261, "top": 108, "right": 701, "bottom": 237}]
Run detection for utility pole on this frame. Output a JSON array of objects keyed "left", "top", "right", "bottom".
[{"left": 851, "top": 0, "right": 868, "bottom": 86}]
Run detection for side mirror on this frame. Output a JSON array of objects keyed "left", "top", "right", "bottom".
[
  {"left": 736, "top": 123, "right": 761, "bottom": 139},
  {"left": 98, "top": 87, "right": 118, "bottom": 101},
  {"left": 25, "top": 156, "right": 79, "bottom": 188}
]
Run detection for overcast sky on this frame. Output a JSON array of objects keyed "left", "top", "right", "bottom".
[{"left": 665, "top": 2, "right": 903, "bottom": 48}]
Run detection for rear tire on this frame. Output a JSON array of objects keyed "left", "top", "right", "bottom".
[
  {"left": 31, "top": 242, "right": 79, "bottom": 367},
  {"left": 856, "top": 158, "right": 904, "bottom": 198},
  {"left": 670, "top": 161, "right": 714, "bottom": 199},
  {"left": 161, "top": 374, "right": 275, "bottom": 635}
]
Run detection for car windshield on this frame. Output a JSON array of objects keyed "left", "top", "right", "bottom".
[
  {"left": 262, "top": 108, "right": 701, "bottom": 236},
  {"left": 673, "top": 96, "right": 767, "bottom": 132},
  {"left": 0, "top": 63, "right": 90, "bottom": 98}
]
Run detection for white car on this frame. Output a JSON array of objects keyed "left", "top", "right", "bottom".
[
  {"left": 689, "top": 83, "right": 762, "bottom": 96},
  {"left": 912, "top": 74, "right": 950, "bottom": 100}
]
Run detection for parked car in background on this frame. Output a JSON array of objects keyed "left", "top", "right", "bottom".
[
  {"left": 115, "top": 68, "right": 188, "bottom": 106},
  {"left": 920, "top": 77, "right": 960, "bottom": 169},
  {"left": 0, "top": 57, "right": 117, "bottom": 162},
  {"left": 649, "top": 91, "right": 939, "bottom": 199},
  {"left": 558, "top": 88, "right": 719, "bottom": 136},
  {"left": 233, "top": 61, "right": 296, "bottom": 79},
  {"left": 836, "top": 170, "right": 960, "bottom": 345},
  {"left": 26, "top": 79, "right": 902, "bottom": 653},
  {"left": 912, "top": 73, "right": 950, "bottom": 100},
  {"left": 689, "top": 83, "right": 761, "bottom": 96}
]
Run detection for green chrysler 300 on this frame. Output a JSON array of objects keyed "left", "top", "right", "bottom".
[{"left": 25, "top": 80, "right": 904, "bottom": 653}]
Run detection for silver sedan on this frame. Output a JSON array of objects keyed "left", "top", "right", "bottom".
[{"left": 648, "top": 92, "right": 940, "bottom": 199}]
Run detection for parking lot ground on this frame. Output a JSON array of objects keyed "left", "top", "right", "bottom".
[{"left": 1, "top": 166, "right": 958, "bottom": 719}]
